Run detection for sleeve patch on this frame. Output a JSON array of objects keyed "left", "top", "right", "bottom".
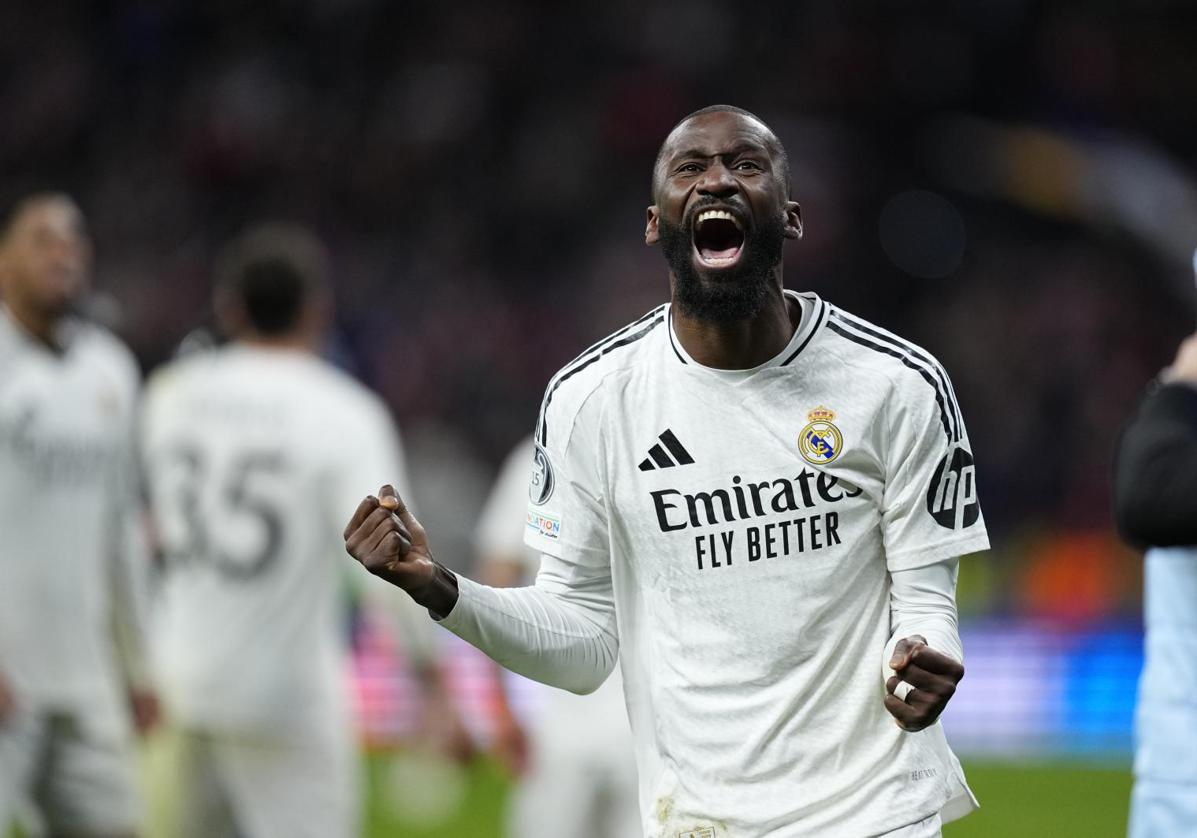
[{"left": 925, "top": 446, "right": 980, "bottom": 530}]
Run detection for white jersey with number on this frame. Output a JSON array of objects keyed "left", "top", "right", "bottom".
[
  {"left": 142, "top": 344, "right": 415, "bottom": 734},
  {"left": 0, "top": 306, "right": 144, "bottom": 718},
  {"left": 523, "top": 291, "right": 989, "bottom": 837}
]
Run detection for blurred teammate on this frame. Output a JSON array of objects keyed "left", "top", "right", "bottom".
[
  {"left": 1114, "top": 332, "right": 1197, "bottom": 837},
  {"left": 345, "top": 106, "right": 987, "bottom": 836},
  {"left": 0, "top": 193, "right": 154, "bottom": 837},
  {"left": 476, "top": 435, "right": 639, "bottom": 838},
  {"left": 141, "top": 224, "right": 464, "bottom": 838}
]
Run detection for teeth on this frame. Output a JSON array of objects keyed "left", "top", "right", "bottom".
[{"left": 696, "top": 209, "right": 742, "bottom": 230}]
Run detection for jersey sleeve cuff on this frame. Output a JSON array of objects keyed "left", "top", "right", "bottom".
[
  {"left": 432, "top": 574, "right": 483, "bottom": 627},
  {"left": 885, "top": 531, "right": 990, "bottom": 572}
]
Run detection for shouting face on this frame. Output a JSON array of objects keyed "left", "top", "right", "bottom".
[{"left": 646, "top": 110, "right": 802, "bottom": 323}]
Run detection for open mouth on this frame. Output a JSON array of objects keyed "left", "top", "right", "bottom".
[{"left": 692, "top": 209, "right": 745, "bottom": 269}]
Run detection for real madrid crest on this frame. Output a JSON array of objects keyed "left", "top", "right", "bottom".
[{"left": 798, "top": 406, "right": 843, "bottom": 465}]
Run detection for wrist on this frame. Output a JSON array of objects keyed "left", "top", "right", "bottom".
[{"left": 416, "top": 560, "right": 459, "bottom": 620}]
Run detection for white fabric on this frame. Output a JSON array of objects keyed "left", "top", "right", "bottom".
[
  {"left": 441, "top": 292, "right": 988, "bottom": 836},
  {"left": 0, "top": 705, "right": 140, "bottom": 835},
  {"left": 474, "top": 435, "right": 638, "bottom": 838},
  {"left": 879, "top": 812, "right": 943, "bottom": 837},
  {"left": 885, "top": 559, "right": 965, "bottom": 682},
  {"left": 475, "top": 437, "right": 540, "bottom": 574},
  {"left": 141, "top": 344, "right": 423, "bottom": 734},
  {"left": 155, "top": 723, "right": 356, "bottom": 838},
  {"left": 0, "top": 306, "right": 147, "bottom": 716},
  {"left": 1130, "top": 547, "right": 1197, "bottom": 833}
]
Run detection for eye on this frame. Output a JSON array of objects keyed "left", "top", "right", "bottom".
[
  {"left": 675, "top": 162, "right": 703, "bottom": 175},
  {"left": 735, "top": 160, "right": 763, "bottom": 172}
]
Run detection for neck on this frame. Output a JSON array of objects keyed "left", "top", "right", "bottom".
[
  {"left": 238, "top": 331, "right": 314, "bottom": 352},
  {"left": 3, "top": 299, "right": 62, "bottom": 350},
  {"left": 671, "top": 281, "right": 798, "bottom": 370}
]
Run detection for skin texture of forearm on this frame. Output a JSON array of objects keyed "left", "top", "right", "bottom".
[
  {"left": 1114, "top": 384, "right": 1197, "bottom": 547},
  {"left": 437, "top": 575, "right": 618, "bottom": 695},
  {"left": 884, "top": 558, "right": 962, "bottom": 675}
]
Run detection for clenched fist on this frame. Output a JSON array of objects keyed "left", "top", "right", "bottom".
[
  {"left": 884, "top": 635, "right": 964, "bottom": 732},
  {"left": 343, "top": 485, "right": 458, "bottom": 617}
]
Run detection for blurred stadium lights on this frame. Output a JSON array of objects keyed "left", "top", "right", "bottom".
[
  {"left": 878, "top": 189, "right": 967, "bottom": 279},
  {"left": 924, "top": 116, "right": 1197, "bottom": 296}
]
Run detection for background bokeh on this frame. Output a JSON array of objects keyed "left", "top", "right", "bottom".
[{"left": 6, "top": 0, "right": 1197, "bottom": 834}]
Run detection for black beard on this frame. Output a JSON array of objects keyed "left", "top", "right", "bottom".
[{"left": 658, "top": 211, "right": 786, "bottom": 324}]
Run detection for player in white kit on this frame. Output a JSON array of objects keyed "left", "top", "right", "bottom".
[
  {"left": 476, "top": 435, "right": 640, "bottom": 838},
  {"left": 0, "top": 194, "right": 154, "bottom": 837},
  {"left": 141, "top": 224, "right": 457, "bottom": 838},
  {"left": 344, "top": 107, "right": 986, "bottom": 837},
  {"left": 1115, "top": 332, "right": 1197, "bottom": 837}
]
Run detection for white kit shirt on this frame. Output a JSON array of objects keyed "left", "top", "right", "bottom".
[
  {"left": 474, "top": 433, "right": 631, "bottom": 727},
  {"left": 141, "top": 344, "right": 419, "bottom": 734},
  {"left": 0, "top": 306, "right": 146, "bottom": 717},
  {"left": 511, "top": 291, "right": 988, "bottom": 837}
]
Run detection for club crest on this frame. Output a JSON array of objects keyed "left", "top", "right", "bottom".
[
  {"left": 798, "top": 406, "right": 843, "bottom": 465},
  {"left": 529, "top": 441, "right": 555, "bottom": 506}
]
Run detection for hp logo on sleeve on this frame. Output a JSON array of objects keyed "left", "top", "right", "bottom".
[
  {"left": 529, "top": 442, "right": 555, "bottom": 506},
  {"left": 926, "top": 446, "right": 979, "bottom": 530}
]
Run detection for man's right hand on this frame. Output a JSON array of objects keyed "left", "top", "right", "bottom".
[
  {"left": 1163, "top": 333, "right": 1197, "bottom": 386},
  {"left": 343, "top": 485, "right": 459, "bottom": 616},
  {"left": 0, "top": 671, "right": 16, "bottom": 726}
]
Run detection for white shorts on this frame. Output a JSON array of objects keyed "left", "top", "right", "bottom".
[
  {"left": 508, "top": 674, "right": 639, "bottom": 838},
  {"left": 1129, "top": 778, "right": 1197, "bottom": 838},
  {"left": 0, "top": 705, "right": 139, "bottom": 835},
  {"left": 150, "top": 721, "right": 357, "bottom": 838}
]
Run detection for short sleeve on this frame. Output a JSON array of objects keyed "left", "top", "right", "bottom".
[
  {"left": 523, "top": 385, "right": 610, "bottom": 580},
  {"left": 881, "top": 368, "right": 989, "bottom": 571},
  {"left": 474, "top": 436, "right": 539, "bottom": 576}
]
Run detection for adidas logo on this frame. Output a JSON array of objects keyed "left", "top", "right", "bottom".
[{"left": 638, "top": 429, "right": 695, "bottom": 471}]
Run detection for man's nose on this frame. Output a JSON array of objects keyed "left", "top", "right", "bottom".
[{"left": 696, "top": 161, "right": 738, "bottom": 198}]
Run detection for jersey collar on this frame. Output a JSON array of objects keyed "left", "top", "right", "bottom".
[{"left": 666, "top": 290, "right": 828, "bottom": 378}]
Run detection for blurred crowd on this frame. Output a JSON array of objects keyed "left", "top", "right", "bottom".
[{"left": 3, "top": 0, "right": 1197, "bottom": 621}]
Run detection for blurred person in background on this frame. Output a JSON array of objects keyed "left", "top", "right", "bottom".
[
  {"left": 0, "top": 193, "right": 155, "bottom": 837},
  {"left": 1114, "top": 331, "right": 1197, "bottom": 838},
  {"left": 475, "top": 435, "right": 639, "bottom": 838},
  {"left": 344, "top": 106, "right": 986, "bottom": 837},
  {"left": 140, "top": 224, "right": 468, "bottom": 838}
]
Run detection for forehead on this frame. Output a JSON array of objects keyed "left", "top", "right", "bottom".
[
  {"left": 11, "top": 198, "right": 86, "bottom": 241},
  {"left": 661, "top": 111, "right": 778, "bottom": 162}
]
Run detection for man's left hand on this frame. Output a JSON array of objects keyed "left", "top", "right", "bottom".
[{"left": 884, "top": 635, "right": 963, "bottom": 732}]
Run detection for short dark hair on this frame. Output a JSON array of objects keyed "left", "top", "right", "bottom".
[
  {"left": 651, "top": 105, "right": 791, "bottom": 200},
  {"left": 215, "top": 223, "right": 329, "bottom": 336},
  {"left": 0, "top": 191, "right": 84, "bottom": 242}
]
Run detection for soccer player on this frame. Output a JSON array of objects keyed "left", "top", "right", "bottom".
[
  {"left": 476, "top": 435, "right": 639, "bottom": 838},
  {"left": 0, "top": 193, "right": 155, "bottom": 838},
  {"left": 345, "top": 106, "right": 988, "bottom": 836},
  {"left": 141, "top": 224, "right": 465, "bottom": 838},
  {"left": 1114, "top": 332, "right": 1197, "bottom": 838}
]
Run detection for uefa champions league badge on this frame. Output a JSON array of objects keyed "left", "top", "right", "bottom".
[{"left": 798, "top": 406, "right": 843, "bottom": 465}]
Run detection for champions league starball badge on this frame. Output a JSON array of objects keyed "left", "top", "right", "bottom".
[
  {"left": 798, "top": 406, "right": 843, "bottom": 465},
  {"left": 529, "top": 441, "right": 555, "bottom": 506}
]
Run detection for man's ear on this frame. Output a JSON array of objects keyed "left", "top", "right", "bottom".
[
  {"left": 645, "top": 206, "right": 660, "bottom": 245},
  {"left": 784, "top": 201, "right": 803, "bottom": 240}
]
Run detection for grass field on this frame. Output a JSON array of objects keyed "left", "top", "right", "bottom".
[{"left": 945, "top": 761, "right": 1132, "bottom": 837}]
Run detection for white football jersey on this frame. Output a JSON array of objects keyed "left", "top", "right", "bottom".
[
  {"left": 0, "top": 306, "right": 145, "bottom": 716},
  {"left": 524, "top": 291, "right": 989, "bottom": 837},
  {"left": 141, "top": 344, "right": 417, "bottom": 734}
]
